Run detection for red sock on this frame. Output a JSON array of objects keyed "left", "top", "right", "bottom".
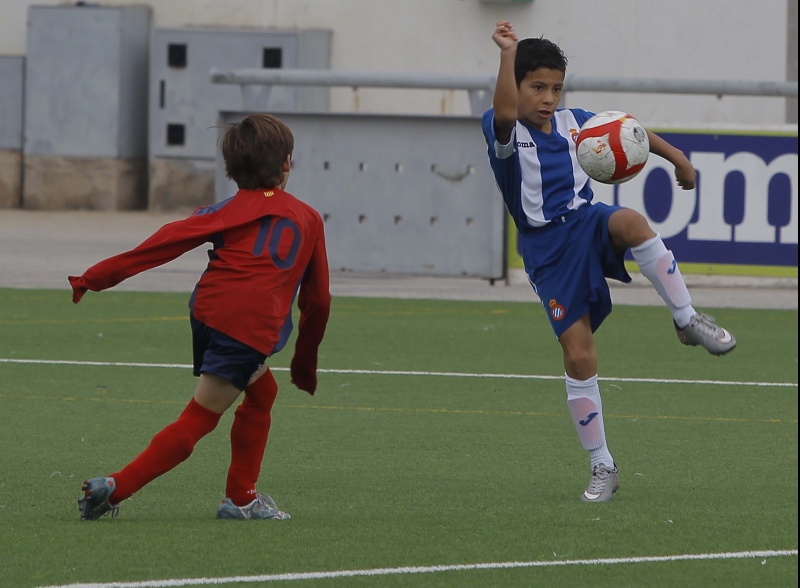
[
  {"left": 111, "top": 398, "right": 222, "bottom": 502},
  {"left": 225, "top": 369, "right": 278, "bottom": 506}
]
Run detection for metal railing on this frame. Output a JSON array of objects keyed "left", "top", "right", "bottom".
[{"left": 210, "top": 68, "right": 799, "bottom": 115}]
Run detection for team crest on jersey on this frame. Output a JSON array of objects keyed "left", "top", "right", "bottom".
[
  {"left": 263, "top": 190, "right": 275, "bottom": 198},
  {"left": 570, "top": 128, "right": 579, "bottom": 142},
  {"left": 549, "top": 299, "right": 566, "bottom": 321}
]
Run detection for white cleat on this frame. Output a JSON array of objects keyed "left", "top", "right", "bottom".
[
  {"left": 675, "top": 313, "right": 736, "bottom": 356},
  {"left": 581, "top": 464, "right": 619, "bottom": 503}
]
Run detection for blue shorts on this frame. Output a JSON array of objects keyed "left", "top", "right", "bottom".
[
  {"left": 518, "top": 202, "right": 631, "bottom": 338},
  {"left": 190, "top": 315, "right": 267, "bottom": 391}
]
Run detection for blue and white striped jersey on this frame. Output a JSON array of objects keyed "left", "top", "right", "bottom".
[{"left": 481, "top": 108, "right": 596, "bottom": 230}]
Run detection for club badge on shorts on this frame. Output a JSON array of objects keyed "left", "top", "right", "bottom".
[{"left": 549, "top": 299, "right": 566, "bottom": 321}]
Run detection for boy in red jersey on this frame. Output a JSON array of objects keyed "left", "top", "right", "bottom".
[{"left": 71, "top": 113, "right": 331, "bottom": 521}]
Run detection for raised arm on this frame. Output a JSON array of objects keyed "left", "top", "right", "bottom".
[
  {"left": 68, "top": 214, "right": 220, "bottom": 303},
  {"left": 491, "top": 20, "right": 519, "bottom": 144},
  {"left": 646, "top": 130, "right": 696, "bottom": 190}
]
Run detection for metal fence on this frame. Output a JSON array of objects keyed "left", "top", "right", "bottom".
[
  {"left": 210, "top": 68, "right": 799, "bottom": 116},
  {"left": 210, "top": 69, "right": 798, "bottom": 278}
]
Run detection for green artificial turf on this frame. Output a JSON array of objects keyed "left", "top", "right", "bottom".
[{"left": 0, "top": 288, "right": 796, "bottom": 587}]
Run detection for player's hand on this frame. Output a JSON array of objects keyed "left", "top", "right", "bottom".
[
  {"left": 674, "top": 159, "right": 696, "bottom": 190},
  {"left": 68, "top": 276, "right": 87, "bottom": 303},
  {"left": 290, "top": 360, "right": 317, "bottom": 395},
  {"left": 492, "top": 20, "right": 518, "bottom": 50}
]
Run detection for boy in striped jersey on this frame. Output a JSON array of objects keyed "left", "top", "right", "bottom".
[{"left": 482, "top": 21, "right": 735, "bottom": 502}]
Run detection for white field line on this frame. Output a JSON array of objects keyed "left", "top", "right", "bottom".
[
  {"left": 0, "top": 357, "right": 796, "bottom": 388},
  {"left": 36, "top": 549, "right": 799, "bottom": 588}
]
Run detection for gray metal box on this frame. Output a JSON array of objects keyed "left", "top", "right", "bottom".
[
  {"left": 0, "top": 56, "right": 24, "bottom": 150},
  {"left": 24, "top": 5, "right": 151, "bottom": 158},
  {"left": 216, "top": 111, "right": 506, "bottom": 279},
  {"left": 149, "top": 27, "right": 332, "bottom": 161}
]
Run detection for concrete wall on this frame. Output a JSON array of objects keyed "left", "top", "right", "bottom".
[
  {"left": 0, "top": 0, "right": 795, "bottom": 126},
  {"left": 0, "top": 0, "right": 795, "bottom": 214}
]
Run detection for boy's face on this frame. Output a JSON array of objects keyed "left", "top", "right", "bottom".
[{"left": 517, "top": 67, "right": 565, "bottom": 130}]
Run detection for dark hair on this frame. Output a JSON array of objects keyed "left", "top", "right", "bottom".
[
  {"left": 220, "top": 113, "right": 294, "bottom": 189},
  {"left": 514, "top": 37, "right": 568, "bottom": 86}
]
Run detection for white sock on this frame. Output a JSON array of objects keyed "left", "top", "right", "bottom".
[
  {"left": 566, "top": 374, "right": 614, "bottom": 470},
  {"left": 631, "top": 235, "right": 696, "bottom": 328}
]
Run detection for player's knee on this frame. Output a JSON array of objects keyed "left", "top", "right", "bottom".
[
  {"left": 563, "top": 348, "right": 597, "bottom": 377},
  {"left": 611, "top": 208, "right": 655, "bottom": 248}
]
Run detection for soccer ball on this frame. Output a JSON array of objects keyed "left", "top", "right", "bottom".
[{"left": 576, "top": 111, "right": 649, "bottom": 184}]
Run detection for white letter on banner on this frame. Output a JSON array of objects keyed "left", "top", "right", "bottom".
[
  {"left": 616, "top": 161, "right": 696, "bottom": 239},
  {"left": 763, "top": 154, "right": 797, "bottom": 245},
  {"left": 690, "top": 151, "right": 798, "bottom": 245},
  {"left": 689, "top": 152, "right": 733, "bottom": 242},
  {"left": 732, "top": 152, "right": 796, "bottom": 244}
]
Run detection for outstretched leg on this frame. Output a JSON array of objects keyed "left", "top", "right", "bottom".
[
  {"left": 78, "top": 374, "right": 238, "bottom": 519},
  {"left": 610, "top": 208, "right": 735, "bottom": 355},
  {"left": 111, "top": 373, "right": 239, "bottom": 501}
]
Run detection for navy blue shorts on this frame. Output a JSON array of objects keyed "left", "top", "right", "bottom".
[
  {"left": 518, "top": 202, "right": 632, "bottom": 338},
  {"left": 190, "top": 315, "right": 267, "bottom": 391}
]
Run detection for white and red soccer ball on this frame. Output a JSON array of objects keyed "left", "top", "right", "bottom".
[{"left": 576, "top": 111, "right": 650, "bottom": 184}]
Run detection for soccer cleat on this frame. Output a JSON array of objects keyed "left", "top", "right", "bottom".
[
  {"left": 581, "top": 464, "right": 619, "bottom": 503},
  {"left": 674, "top": 313, "right": 736, "bottom": 356},
  {"left": 78, "top": 477, "right": 120, "bottom": 520},
  {"left": 216, "top": 493, "right": 292, "bottom": 521}
]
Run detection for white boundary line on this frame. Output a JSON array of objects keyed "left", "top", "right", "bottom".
[
  {"left": 0, "top": 358, "right": 796, "bottom": 388},
  {"left": 36, "top": 550, "right": 799, "bottom": 588},
  {"left": 10, "top": 357, "right": 796, "bottom": 585}
]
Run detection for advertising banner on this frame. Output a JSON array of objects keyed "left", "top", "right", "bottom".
[{"left": 510, "top": 129, "right": 798, "bottom": 277}]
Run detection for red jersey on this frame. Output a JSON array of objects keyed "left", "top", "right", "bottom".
[{"left": 69, "top": 189, "right": 331, "bottom": 394}]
